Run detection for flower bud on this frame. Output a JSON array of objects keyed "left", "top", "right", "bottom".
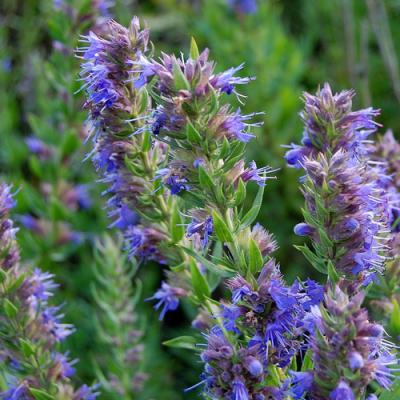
[
  {"left": 294, "top": 223, "right": 314, "bottom": 236},
  {"left": 347, "top": 351, "right": 364, "bottom": 370}
]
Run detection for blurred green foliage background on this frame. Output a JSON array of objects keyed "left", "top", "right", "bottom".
[{"left": 0, "top": 0, "right": 400, "bottom": 398}]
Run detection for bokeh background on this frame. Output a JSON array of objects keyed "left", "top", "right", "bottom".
[{"left": 0, "top": 0, "right": 400, "bottom": 398}]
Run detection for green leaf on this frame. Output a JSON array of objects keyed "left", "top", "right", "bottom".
[
  {"left": 181, "top": 246, "right": 235, "bottom": 277},
  {"left": 170, "top": 205, "right": 185, "bottom": 243},
  {"left": 212, "top": 211, "right": 234, "bottom": 243},
  {"left": 327, "top": 260, "right": 340, "bottom": 284},
  {"left": 232, "top": 178, "right": 246, "bottom": 206},
  {"left": 379, "top": 379, "right": 400, "bottom": 399},
  {"left": 163, "top": 335, "right": 198, "bottom": 350},
  {"left": 141, "top": 130, "right": 152, "bottom": 152},
  {"left": 198, "top": 166, "right": 214, "bottom": 191},
  {"left": 138, "top": 88, "right": 150, "bottom": 114},
  {"left": 28, "top": 156, "right": 42, "bottom": 178},
  {"left": 4, "top": 299, "right": 18, "bottom": 319},
  {"left": 219, "top": 137, "right": 230, "bottom": 159},
  {"left": 172, "top": 59, "right": 190, "bottom": 90},
  {"left": 208, "top": 88, "right": 219, "bottom": 115},
  {"left": 190, "top": 37, "right": 200, "bottom": 59},
  {"left": 318, "top": 228, "right": 333, "bottom": 249},
  {"left": 248, "top": 238, "right": 264, "bottom": 274},
  {"left": 240, "top": 183, "right": 265, "bottom": 230},
  {"left": 190, "top": 261, "right": 210, "bottom": 301},
  {"left": 60, "top": 132, "right": 78, "bottom": 157},
  {"left": 186, "top": 120, "right": 202, "bottom": 143},
  {"left": 0, "top": 269, "right": 7, "bottom": 284},
  {"left": 294, "top": 244, "right": 326, "bottom": 274},
  {"left": 29, "top": 388, "right": 54, "bottom": 400},
  {"left": 20, "top": 339, "right": 35, "bottom": 358},
  {"left": 390, "top": 298, "right": 400, "bottom": 334},
  {"left": 301, "top": 349, "right": 314, "bottom": 371}
]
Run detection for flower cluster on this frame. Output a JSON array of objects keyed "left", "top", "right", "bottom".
[
  {"left": 290, "top": 284, "right": 398, "bottom": 399},
  {"left": 0, "top": 183, "right": 98, "bottom": 398},
  {"left": 79, "top": 19, "right": 175, "bottom": 263},
  {"left": 296, "top": 150, "right": 388, "bottom": 282},
  {"left": 286, "top": 84, "right": 398, "bottom": 399},
  {"left": 199, "top": 244, "right": 323, "bottom": 398},
  {"left": 287, "top": 84, "right": 389, "bottom": 283},
  {"left": 373, "top": 130, "right": 400, "bottom": 244},
  {"left": 285, "top": 83, "right": 379, "bottom": 169}
]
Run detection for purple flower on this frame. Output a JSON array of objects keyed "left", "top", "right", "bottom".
[
  {"left": 39, "top": 306, "right": 75, "bottom": 342},
  {"left": 200, "top": 333, "right": 266, "bottom": 399},
  {"left": 290, "top": 371, "right": 313, "bottom": 399},
  {"left": 166, "top": 175, "right": 190, "bottom": 194},
  {"left": 293, "top": 222, "right": 314, "bottom": 237},
  {"left": 329, "top": 381, "right": 355, "bottom": 400},
  {"left": 210, "top": 107, "right": 261, "bottom": 143},
  {"left": 156, "top": 164, "right": 191, "bottom": 194},
  {"left": 231, "top": 377, "right": 249, "bottom": 400},
  {"left": 348, "top": 351, "right": 364, "bottom": 370},
  {"left": 109, "top": 203, "right": 139, "bottom": 229},
  {"left": 28, "top": 268, "right": 57, "bottom": 303},
  {"left": 227, "top": 0, "right": 258, "bottom": 14},
  {"left": 300, "top": 279, "right": 324, "bottom": 311},
  {"left": 226, "top": 160, "right": 276, "bottom": 188},
  {"left": 124, "top": 225, "right": 167, "bottom": 263},
  {"left": 250, "top": 224, "right": 278, "bottom": 256},
  {"left": 305, "top": 286, "right": 398, "bottom": 398},
  {"left": 25, "top": 136, "right": 52, "bottom": 160},
  {"left": 210, "top": 64, "right": 253, "bottom": 97},
  {"left": 74, "top": 384, "right": 100, "bottom": 400},
  {"left": 53, "top": 352, "right": 77, "bottom": 378},
  {"left": 239, "top": 161, "right": 277, "bottom": 187},
  {"left": 0, "top": 184, "right": 19, "bottom": 270},
  {"left": 1, "top": 384, "right": 30, "bottom": 400},
  {"left": 299, "top": 150, "right": 389, "bottom": 281},
  {"left": 245, "top": 358, "right": 263, "bottom": 377},
  {"left": 269, "top": 279, "right": 297, "bottom": 310},
  {"left": 186, "top": 212, "right": 213, "bottom": 248},
  {"left": 147, "top": 281, "right": 187, "bottom": 320},
  {"left": 19, "top": 215, "right": 44, "bottom": 235}
]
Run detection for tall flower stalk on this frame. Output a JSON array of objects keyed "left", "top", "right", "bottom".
[
  {"left": 0, "top": 182, "right": 98, "bottom": 398},
  {"left": 78, "top": 17, "right": 277, "bottom": 321},
  {"left": 285, "top": 85, "right": 397, "bottom": 399},
  {"left": 91, "top": 235, "right": 147, "bottom": 399}
]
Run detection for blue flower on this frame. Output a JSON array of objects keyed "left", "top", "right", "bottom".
[
  {"left": 210, "top": 64, "right": 253, "bottom": 97},
  {"left": 109, "top": 203, "right": 139, "bottom": 229},
  {"left": 227, "top": 0, "right": 258, "bottom": 14},
  {"left": 25, "top": 136, "right": 51, "bottom": 159},
  {"left": 290, "top": 371, "right": 313, "bottom": 399},
  {"left": 53, "top": 352, "right": 77, "bottom": 378},
  {"left": 329, "top": 381, "right": 355, "bottom": 400},
  {"left": 293, "top": 222, "right": 314, "bottom": 237},
  {"left": 186, "top": 214, "right": 213, "bottom": 248},
  {"left": 124, "top": 225, "right": 166, "bottom": 263},
  {"left": 146, "top": 282, "right": 187, "bottom": 320},
  {"left": 231, "top": 377, "right": 249, "bottom": 400},
  {"left": 74, "top": 384, "right": 100, "bottom": 400},
  {"left": 1, "top": 384, "right": 30, "bottom": 400},
  {"left": 269, "top": 279, "right": 297, "bottom": 310},
  {"left": 28, "top": 268, "right": 57, "bottom": 302},
  {"left": 220, "top": 304, "right": 242, "bottom": 333},
  {"left": 40, "top": 306, "right": 75, "bottom": 342}
]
